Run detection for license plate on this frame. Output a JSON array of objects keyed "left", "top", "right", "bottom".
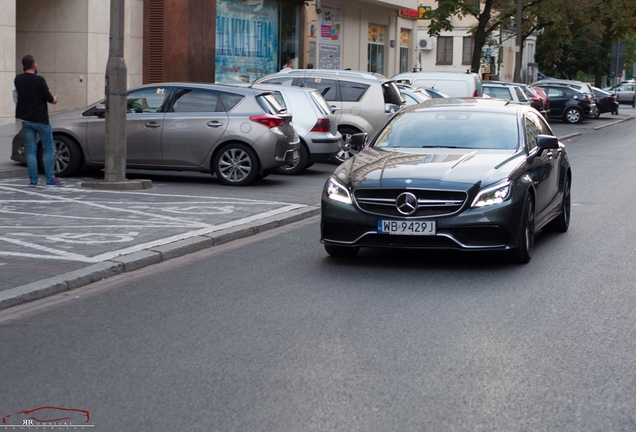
[{"left": 377, "top": 220, "right": 436, "bottom": 235}]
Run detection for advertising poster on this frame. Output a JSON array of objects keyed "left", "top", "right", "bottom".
[
  {"left": 319, "top": 43, "right": 341, "bottom": 69},
  {"left": 319, "top": 4, "right": 341, "bottom": 44},
  {"left": 215, "top": 0, "right": 278, "bottom": 83}
]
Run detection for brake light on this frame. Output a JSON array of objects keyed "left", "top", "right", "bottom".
[
  {"left": 531, "top": 96, "right": 541, "bottom": 103},
  {"left": 473, "top": 90, "right": 478, "bottom": 97},
  {"left": 250, "top": 114, "right": 286, "bottom": 128},
  {"left": 311, "top": 118, "right": 330, "bottom": 132},
  {"left": 580, "top": 96, "right": 590, "bottom": 103}
]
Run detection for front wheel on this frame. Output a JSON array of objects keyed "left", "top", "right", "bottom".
[
  {"left": 544, "top": 176, "right": 571, "bottom": 233},
  {"left": 213, "top": 143, "right": 259, "bottom": 186},
  {"left": 330, "top": 127, "right": 360, "bottom": 164},
  {"left": 509, "top": 194, "right": 535, "bottom": 264},
  {"left": 564, "top": 107, "right": 582, "bottom": 124}
]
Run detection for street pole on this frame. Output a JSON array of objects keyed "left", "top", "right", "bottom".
[
  {"left": 513, "top": 0, "right": 522, "bottom": 82},
  {"left": 104, "top": 0, "right": 127, "bottom": 182}
]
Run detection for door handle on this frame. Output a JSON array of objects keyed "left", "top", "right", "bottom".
[
  {"left": 207, "top": 121, "right": 224, "bottom": 128},
  {"left": 144, "top": 122, "right": 161, "bottom": 129}
]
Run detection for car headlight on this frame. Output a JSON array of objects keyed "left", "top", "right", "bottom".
[
  {"left": 326, "top": 176, "right": 352, "bottom": 204},
  {"left": 472, "top": 182, "right": 511, "bottom": 208}
]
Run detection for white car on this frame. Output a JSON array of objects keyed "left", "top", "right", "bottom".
[{"left": 247, "top": 84, "right": 342, "bottom": 174}]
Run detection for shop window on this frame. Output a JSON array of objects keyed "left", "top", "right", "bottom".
[
  {"left": 279, "top": 4, "right": 300, "bottom": 71},
  {"left": 436, "top": 37, "right": 453, "bottom": 65},
  {"left": 368, "top": 24, "right": 385, "bottom": 73},
  {"left": 462, "top": 37, "right": 474, "bottom": 65},
  {"left": 400, "top": 30, "right": 410, "bottom": 73}
]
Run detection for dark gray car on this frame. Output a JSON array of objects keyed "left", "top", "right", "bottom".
[{"left": 11, "top": 83, "right": 299, "bottom": 186}]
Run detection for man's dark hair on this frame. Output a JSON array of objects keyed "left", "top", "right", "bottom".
[{"left": 22, "top": 55, "right": 36, "bottom": 71}]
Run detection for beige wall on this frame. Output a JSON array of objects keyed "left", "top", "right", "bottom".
[
  {"left": 0, "top": 0, "right": 17, "bottom": 125},
  {"left": 5, "top": 0, "right": 142, "bottom": 123}
]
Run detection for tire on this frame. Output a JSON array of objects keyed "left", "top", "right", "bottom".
[
  {"left": 274, "top": 142, "right": 309, "bottom": 175},
  {"left": 39, "top": 135, "right": 83, "bottom": 177},
  {"left": 213, "top": 143, "right": 259, "bottom": 186},
  {"left": 590, "top": 108, "right": 600, "bottom": 119},
  {"left": 564, "top": 107, "right": 582, "bottom": 124},
  {"left": 544, "top": 176, "right": 571, "bottom": 233},
  {"left": 510, "top": 194, "right": 535, "bottom": 264},
  {"left": 330, "top": 127, "right": 360, "bottom": 164},
  {"left": 324, "top": 244, "right": 360, "bottom": 257}
]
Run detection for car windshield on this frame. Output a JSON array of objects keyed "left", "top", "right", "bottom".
[{"left": 372, "top": 110, "right": 519, "bottom": 150}]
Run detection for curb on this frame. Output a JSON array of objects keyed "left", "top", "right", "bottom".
[{"left": 0, "top": 205, "right": 320, "bottom": 310}]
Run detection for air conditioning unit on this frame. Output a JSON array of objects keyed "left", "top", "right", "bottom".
[{"left": 419, "top": 38, "right": 434, "bottom": 51}]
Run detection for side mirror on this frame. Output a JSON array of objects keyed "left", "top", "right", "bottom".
[
  {"left": 94, "top": 103, "right": 106, "bottom": 116},
  {"left": 536, "top": 134, "right": 559, "bottom": 150},
  {"left": 349, "top": 133, "right": 368, "bottom": 153}
]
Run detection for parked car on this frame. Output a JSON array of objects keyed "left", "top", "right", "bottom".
[
  {"left": 530, "top": 85, "right": 550, "bottom": 117},
  {"left": 482, "top": 81, "right": 531, "bottom": 106},
  {"left": 532, "top": 84, "right": 592, "bottom": 124},
  {"left": 245, "top": 83, "right": 341, "bottom": 174},
  {"left": 591, "top": 86, "right": 619, "bottom": 117},
  {"left": 11, "top": 83, "right": 299, "bottom": 186},
  {"left": 611, "top": 82, "right": 636, "bottom": 107},
  {"left": 392, "top": 71, "right": 483, "bottom": 97},
  {"left": 422, "top": 87, "right": 450, "bottom": 98},
  {"left": 512, "top": 83, "right": 549, "bottom": 117},
  {"left": 531, "top": 79, "right": 598, "bottom": 117},
  {"left": 320, "top": 98, "right": 571, "bottom": 263},
  {"left": 397, "top": 83, "right": 432, "bottom": 105},
  {"left": 254, "top": 69, "right": 405, "bottom": 163}
]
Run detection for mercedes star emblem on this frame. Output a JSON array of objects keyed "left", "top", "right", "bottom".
[{"left": 396, "top": 192, "right": 418, "bottom": 215}]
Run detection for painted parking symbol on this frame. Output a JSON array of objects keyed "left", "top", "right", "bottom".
[
  {"left": 46, "top": 232, "right": 139, "bottom": 244},
  {"left": 161, "top": 205, "right": 235, "bottom": 215}
]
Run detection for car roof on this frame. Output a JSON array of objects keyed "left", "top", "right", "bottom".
[
  {"left": 133, "top": 82, "right": 269, "bottom": 95},
  {"left": 400, "top": 97, "right": 525, "bottom": 114},
  {"left": 273, "top": 69, "right": 387, "bottom": 80}
]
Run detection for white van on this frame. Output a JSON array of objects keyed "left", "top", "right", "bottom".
[{"left": 392, "top": 71, "right": 483, "bottom": 97}]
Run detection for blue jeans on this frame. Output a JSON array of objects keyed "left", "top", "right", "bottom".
[{"left": 22, "top": 121, "right": 56, "bottom": 185}]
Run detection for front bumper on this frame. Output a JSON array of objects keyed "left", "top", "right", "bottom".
[{"left": 320, "top": 188, "right": 525, "bottom": 253}]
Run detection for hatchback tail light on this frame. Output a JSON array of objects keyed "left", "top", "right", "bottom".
[
  {"left": 311, "top": 118, "right": 330, "bottom": 132},
  {"left": 250, "top": 114, "right": 286, "bottom": 128},
  {"left": 473, "top": 90, "right": 479, "bottom": 97},
  {"left": 530, "top": 95, "right": 541, "bottom": 103}
]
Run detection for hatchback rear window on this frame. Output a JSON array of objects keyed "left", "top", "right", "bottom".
[
  {"left": 257, "top": 93, "right": 286, "bottom": 114},
  {"left": 308, "top": 90, "right": 332, "bottom": 116}
]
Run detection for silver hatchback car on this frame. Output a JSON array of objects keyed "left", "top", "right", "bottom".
[
  {"left": 11, "top": 83, "right": 299, "bottom": 186},
  {"left": 249, "top": 83, "right": 341, "bottom": 174}
]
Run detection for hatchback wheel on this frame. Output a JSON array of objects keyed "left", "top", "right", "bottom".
[
  {"left": 213, "top": 143, "right": 259, "bottom": 186},
  {"left": 510, "top": 194, "right": 535, "bottom": 264},
  {"left": 275, "top": 142, "right": 308, "bottom": 175},
  {"left": 564, "top": 107, "right": 582, "bottom": 124}
]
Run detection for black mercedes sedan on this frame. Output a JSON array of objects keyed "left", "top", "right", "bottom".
[{"left": 320, "top": 98, "right": 572, "bottom": 263}]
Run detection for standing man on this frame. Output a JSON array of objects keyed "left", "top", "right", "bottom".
[
  {"left": 280, "top": 58, "right": 294, "bottom": 72},
  {"left": 14, "top": 55, "right": 65, "bottom": 187}
]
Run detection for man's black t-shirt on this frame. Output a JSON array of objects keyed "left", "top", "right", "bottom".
[{"left": 14, "top": 73, "right": 54, "bottom": 124}]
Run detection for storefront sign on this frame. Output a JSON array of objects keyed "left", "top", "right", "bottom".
[{"left": 398, "top": 9, "right": 419, "bottom": 19}]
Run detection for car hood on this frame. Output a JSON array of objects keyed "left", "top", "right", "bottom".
[{"left": 335, "top": 147, "right": 522, "bottom": 191}]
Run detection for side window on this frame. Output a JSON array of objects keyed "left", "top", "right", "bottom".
[
  {"left": 525, "top": 111, "right": 548, "bottom": 152},
  {"left": 258, "top": 77, "right": 295, "bottom": 86},
  {"left": 299, "top": 78, "right": 338, "bottom": 101},
  {"left": 402, "top": 93, "right": 418, "bottom": 106},
  {"left": 126, "top": 87, "right": 167, "bottom": 113},
  {"left": 339, "top": 81, "right": 369, "bottom": 102},
  {"left": 514, "top": 86, "right": 528, "bottom": 102},
  {"left": 217, "top": 91, "right": 245, "bottom": 112},
  {"left": 484, "top": 86, "right": 511, "bottom": 99},
  {"left": 546, "top": 88, "right": 563, "bottom": 97},
  {"left": 172, "top": 89, "right": 220, "bottom": 112}
]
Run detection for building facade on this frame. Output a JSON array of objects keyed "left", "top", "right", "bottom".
[{"left": 1, "top": 0, "right": 418, "bottom": 126}]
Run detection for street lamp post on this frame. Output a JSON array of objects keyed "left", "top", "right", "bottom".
[{"left": 513, "top": 0, "right": 523, "bottom": 83}]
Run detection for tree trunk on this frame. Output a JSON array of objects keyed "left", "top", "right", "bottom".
[{"left": 471, "top": 0, "right": 494, "bottom": 76}]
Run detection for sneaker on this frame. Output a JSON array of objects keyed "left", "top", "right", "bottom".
[
  {"left": 28, "top": 182, "right": 38, "bottom": 188},
  {"left": 46, "top": 178, "right": 65, "bottom": 187}
]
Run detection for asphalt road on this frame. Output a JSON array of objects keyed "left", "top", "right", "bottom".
[{"left": 1, "top": 116, "right": 636, "bottom": 431}]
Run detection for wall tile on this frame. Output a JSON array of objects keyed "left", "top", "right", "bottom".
[
  {"left": 55, "top": 32, "right": 88, "bottom": 73},
  {"left": 88, "top": 0, "right": 110, "bottom": 34},
  {"left": 16, "top": 31, "right": 57, "bottom": 73},
  {"left": 87, "top": 32, "right": 109, "bottom": 74},
  {"left": 56, "top": 0, "right": 88, "bottom": 32},
  {"left": 17, "top": 0, "right": 56, "bottom": 33},
  {"left": 54, "top": 72, "right": 87, "bottom": 110},
  {"left": 0, "top": 0, "right": 16, "bottom": 27}
]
